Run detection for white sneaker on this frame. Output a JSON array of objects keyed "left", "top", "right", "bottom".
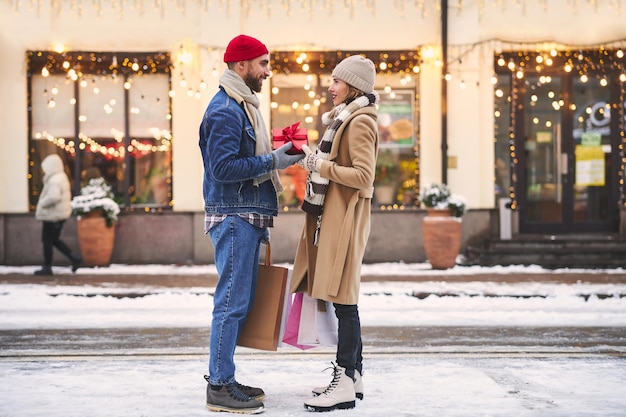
[
  {"left": 304, "top": 365, "right": 356, "bottom": 412},
  {"left": 312, "top": 368, "right": 363, "bottom": 400}
]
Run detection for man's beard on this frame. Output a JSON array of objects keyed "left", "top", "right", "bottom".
[{"left": 244, "top": 72, "right": 262, "bottom": 93}]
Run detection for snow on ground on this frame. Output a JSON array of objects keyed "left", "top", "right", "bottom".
[
  {"left": 1, "top": 279, "right": 626, "bottom": 330},
  {"left": 2, "top": 354, "right": 625, "bottom": 417},
  {"left": 1, "top": 262, "right": 626, "bottom": 330},
  {"left": 1, "top": 263, "right": 626, "bottom": 417}
]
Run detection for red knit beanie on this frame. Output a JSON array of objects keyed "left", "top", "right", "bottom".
[{"left": 223, "top": 35, "right": 269, "bottom": 63}]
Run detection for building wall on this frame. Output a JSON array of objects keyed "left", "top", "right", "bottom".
[
  {"left": 0, "top": 210, "right": 492, "bottom": 265},
  {"left": 0, "top": 1, "right": 624, "bottom": 264}
]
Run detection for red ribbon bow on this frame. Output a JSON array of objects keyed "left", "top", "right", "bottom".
[{"left": 281, "top": 122, "right": 301, "bottom": 139}]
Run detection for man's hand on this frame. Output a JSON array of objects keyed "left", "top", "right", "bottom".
[{"left": 271, "top": 142, "right": 305, "bottom": 170}]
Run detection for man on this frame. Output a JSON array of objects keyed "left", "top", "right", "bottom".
[{"left": 199, "top": 34, "right": 304, "bottom": 414}]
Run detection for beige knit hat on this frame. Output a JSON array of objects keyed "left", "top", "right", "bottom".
[{"left": 332, "top": 55, "right": 376, "bottom": 93}]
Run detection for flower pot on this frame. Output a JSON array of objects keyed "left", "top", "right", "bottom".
[
  {"left": 374, "top": 184, "right": 396, "bottom": 204},
  {"left": 76, "top": 214, "right": 115, "bottom": 267},
  {"left": 422, "top": 208, "right": 462, "bottom": 269}
]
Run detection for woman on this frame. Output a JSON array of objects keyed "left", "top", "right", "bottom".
[
  {"left": 291, "top": 54, "right": 379, "bottom": 412},
  {"left": 35, "top": 153, "right": 82, "bottom": 275}
]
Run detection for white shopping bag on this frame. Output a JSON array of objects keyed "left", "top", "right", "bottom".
[{"left": 296, "top": 293, "right": 338, "bottom": 347}]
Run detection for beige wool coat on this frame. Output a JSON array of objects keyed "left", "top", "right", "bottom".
[{"left": 290, "top": 105, "right": 379, "bottom": 305}]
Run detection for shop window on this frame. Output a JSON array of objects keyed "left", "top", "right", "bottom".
[
  {"left": 27, "top": 51, "right": 172, "bottom": 211},
  {"left": 270, "top": 51, "right": 420, "bottom": 210}
]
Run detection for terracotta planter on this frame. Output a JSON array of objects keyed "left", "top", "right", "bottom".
[
  {"left": 76, "top": 213, "right": 115, "bottom": 267},
  {"left": 422, "top": 208, "right": 462, "bottom": 269},
  {"left": 374, "top": 184, "right": 396, "bottom": 204}
]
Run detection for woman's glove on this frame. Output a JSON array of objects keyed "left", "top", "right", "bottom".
[
  {"left": 300, "top": 145, "right": 323, "bottom": 172},
  {"left": 271, "top": 142, "right": 305, "bottom": 170}
]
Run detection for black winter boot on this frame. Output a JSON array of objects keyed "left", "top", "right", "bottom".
[
  {"left": 70, "top": 254, "right": 83, "bottom": 273},
  {"left": 34, "top": 265, "right": 53, "bottom": 276}
]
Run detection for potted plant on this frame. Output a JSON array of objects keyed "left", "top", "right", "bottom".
[
  {"left": 419, "top": 183, "right": 467, "bottom": 217},
  {"left": 71, "top": 177, "right": 120, "bottom": 266},
  {"left": 374, "top": 150, "right": 399, "bottom": 204},
  {"left": 418, "top": 183, "right": 467, "bottom": 269}
]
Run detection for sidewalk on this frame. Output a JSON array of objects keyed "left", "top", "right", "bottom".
[{"left": 2, "top": 263, "right": 626, "bottom": 287}]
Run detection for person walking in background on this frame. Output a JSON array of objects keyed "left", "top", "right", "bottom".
[
  {"left": 199, "top": 34, "right": 303, "bottom": 414},
  {"left": 291, "top": 55, "right": 379, "bottom": 412},
  {"left": 34, "top": 153, "right": 82, "bottom": 275}
]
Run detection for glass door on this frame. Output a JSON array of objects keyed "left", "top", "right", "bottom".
[
  {"left": 570, "top": 76, "right": 616, "bottom": 230},
  {"left": 516, "top": 73, "right": 619, "bottom": 234}
]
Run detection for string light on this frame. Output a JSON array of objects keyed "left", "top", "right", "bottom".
[
  {"left": 270, "top": 50, "right": 420, "bottom": 76},
  {"left": 495, "top": 45, "right": 626, "bottom": 209}
]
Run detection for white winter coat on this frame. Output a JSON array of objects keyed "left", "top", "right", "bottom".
[{"left": 35, "top": 154, "right": 72, "bottom": 222}]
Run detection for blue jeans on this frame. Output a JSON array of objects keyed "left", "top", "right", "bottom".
[
  {"left": 333, "top": 303, "right": 363, "bottom": 377},
  {"left": 207, "top": 215, "right": 267, "bottom": 385}
]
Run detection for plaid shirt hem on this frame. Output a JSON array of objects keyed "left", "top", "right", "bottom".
[{"left": 204, "top": 211, "right": 273, "bottom": 234}]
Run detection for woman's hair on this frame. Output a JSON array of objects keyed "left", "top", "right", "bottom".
[{"left": 344, "top": 85, "right": 365, "bottom": 105}]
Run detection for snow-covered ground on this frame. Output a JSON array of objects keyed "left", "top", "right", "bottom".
[
  {"left": 1, "top": 263, "right": 625, "bottom": 330},
  {"left": 1, "top": 263, "right": 625, "bottom": 416}
]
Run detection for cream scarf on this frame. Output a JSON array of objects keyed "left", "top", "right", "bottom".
[{"left": 219, "top": 69, "right": 282, "bottom": 193}]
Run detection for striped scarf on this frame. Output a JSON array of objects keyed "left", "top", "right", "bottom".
[{"left": 302, "top": 92, "right": 378, "bottom": 244}]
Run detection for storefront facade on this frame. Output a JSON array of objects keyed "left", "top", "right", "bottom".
[{"left": 0, "top": 1, "right": 625, "bottom": 265}]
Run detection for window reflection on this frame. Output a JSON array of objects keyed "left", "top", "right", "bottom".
[
  {"left": 270, "top": 52, "right": 419, "bottom": 209},
  {"left": 28, "top": 51, "right": 172, "bottom": 211}
]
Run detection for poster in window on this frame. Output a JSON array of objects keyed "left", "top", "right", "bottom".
[
  {"left": 575, "top": 145, "right": 605, "bottom": 186},
  {"left": 376, "top": 90, "right": 415, "bottom": 148}
]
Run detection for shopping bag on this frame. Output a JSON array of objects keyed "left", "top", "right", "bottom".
[
  {"left": 277, "top": 269, "right": 293, "bottom": 348},
  {"left": 281, "top": 292, "right": 316, "bottom": 350},
  {"left": 297, "top": 293, "right": 338, "bottom": 347},
  {"left": 237, "top": 242, "right": 290, "bottom": 351}
]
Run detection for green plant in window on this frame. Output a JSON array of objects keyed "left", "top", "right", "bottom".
[{"left": 374, "top": 150, "right": 398, "bottom": 186}]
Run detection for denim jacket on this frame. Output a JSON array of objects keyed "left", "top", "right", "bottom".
[{"left": 199, "top": 87, "right": 278, "bottom": 216}]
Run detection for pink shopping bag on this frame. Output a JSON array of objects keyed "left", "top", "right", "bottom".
[{"left": 281, "top": 292, "right": 316, "bottom": 350}]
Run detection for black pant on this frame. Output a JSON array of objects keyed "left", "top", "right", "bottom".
[
  {"left": 333, "top": 303, "right": 363, "bottom": 377},
  {"left": 41, "top": 220, "right": 74, "bottom": 266}
]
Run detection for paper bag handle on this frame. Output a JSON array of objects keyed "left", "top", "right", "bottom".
[{"left": 264, "top": 241, "right": 272, "bottom": 265}]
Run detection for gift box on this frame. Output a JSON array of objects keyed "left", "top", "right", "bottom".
[{"left": 272, "top": 122, "right": 308, "bottom": 155}]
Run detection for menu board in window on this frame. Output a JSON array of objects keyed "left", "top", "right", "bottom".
[{"left": 376, "top": 90, "right": 415, "bottom": 148}]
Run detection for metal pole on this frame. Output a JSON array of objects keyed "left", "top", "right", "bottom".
[{"left": 441, "top": 0, "right": 448, "bottom": 184}]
